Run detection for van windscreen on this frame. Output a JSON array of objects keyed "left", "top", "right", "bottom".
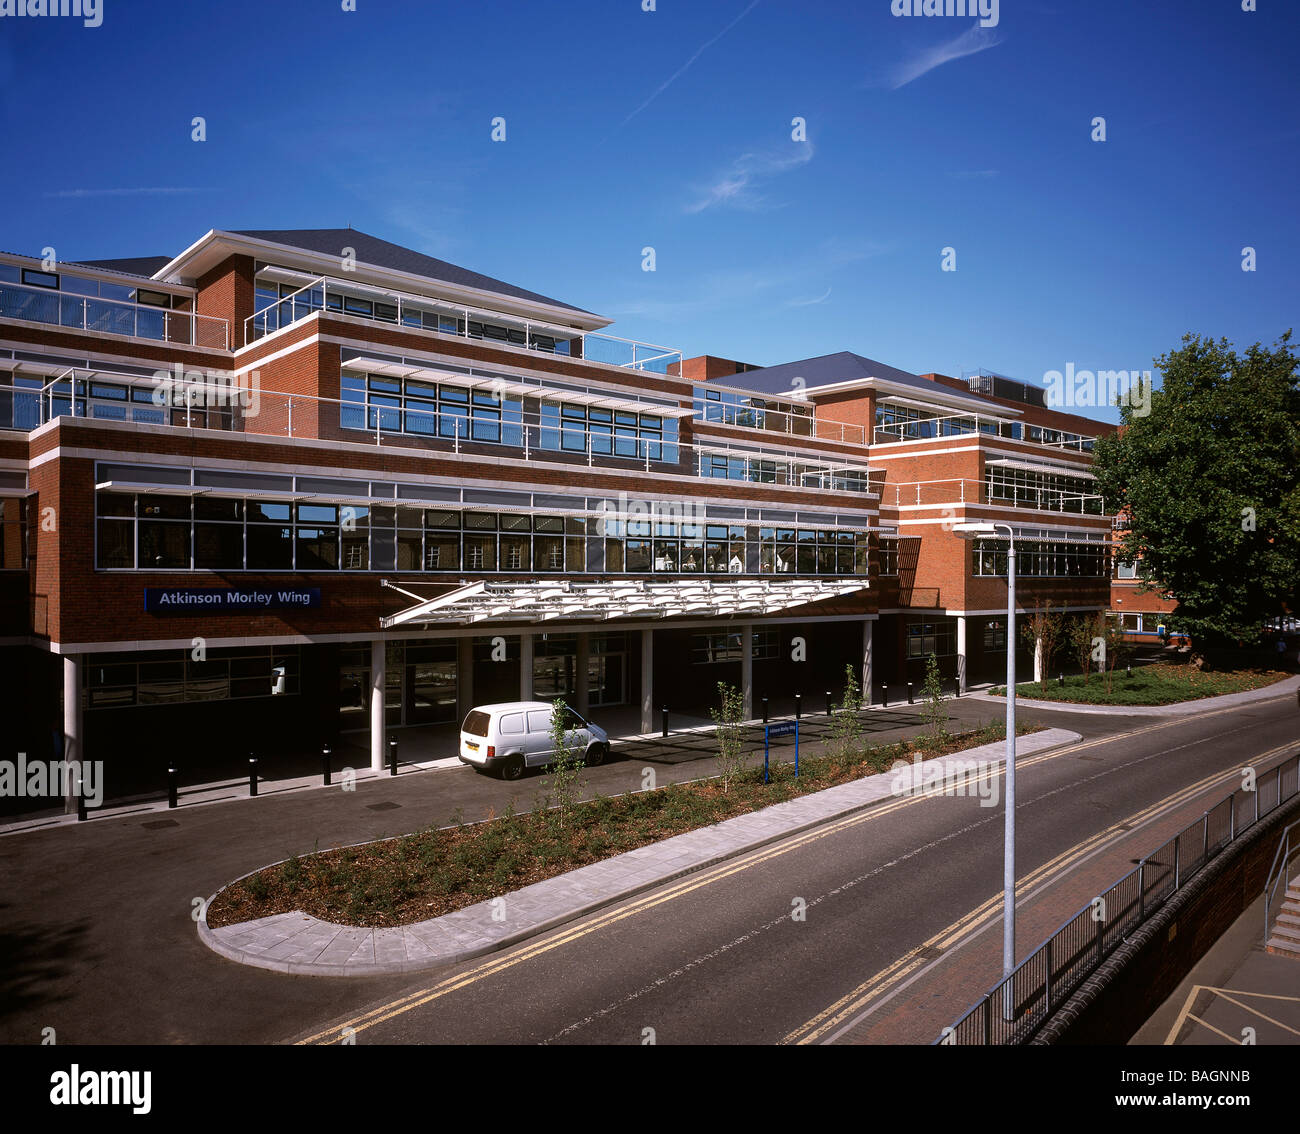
[{"left": 463, "top": 710, "right": 491, "bottom": 737}]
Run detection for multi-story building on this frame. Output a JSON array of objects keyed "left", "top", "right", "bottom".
[{"left": 0, "top": 227, "right": 1120, "bottom": 809}]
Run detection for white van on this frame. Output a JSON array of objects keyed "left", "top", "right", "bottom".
[{"left": 459, "top": 701, "right": 610, "bottom": 781}]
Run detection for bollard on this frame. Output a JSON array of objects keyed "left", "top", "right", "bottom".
[
  {"left": 825, "top": 690, "right": 833, "bottom": 716},
  {"left": 661, "top": 706, "right": 668, "bottom": 739},
  {"left": 76, "top": 775, "right": 86, "bottom": 822},
  {"left": 906, "top": 682, "right": 914, "bottom": 705},
  {"left": 1126, "top": 664, "right": 1132, "bottom": 678},
  {"left": 882, "top": 684, "right": 889, "bottom": 708},
  {"left": 167, "top": 764, "right": 178, "bottom": 809},
  {"left": 388, "top": 736, "right": 398, "bottom": 777},
  {"left": 794, "top": 693, "right": 802, "bottom": 721},
  {"left": 1058, "top": 673, "right": 1065, "bottom": 687},
  {"left": 761, "top": 697, "right": 769, "bottom": 724},
  {"left": 248, "top": 755, "right": 258, "bottom": 797},
  {"left": 322, "top": 744, "right": 332, "bottom": 786}
]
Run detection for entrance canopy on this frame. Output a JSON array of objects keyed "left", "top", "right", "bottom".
[{"left": 380, "top": 578, "right": 868, "bottom": 627}]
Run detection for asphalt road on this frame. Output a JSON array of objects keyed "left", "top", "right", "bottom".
[{"left": 0, "top": 691, "right": 1293, "bottom": 1045}]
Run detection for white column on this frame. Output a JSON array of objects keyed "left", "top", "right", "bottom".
[
  {"left": 370, "top": 640, "right": 385, "bottom": 772},
  {"left": 1033, "top": 634, "right": 1045, "bottom": 684},
  {"left": 63, "top": 654, "right": 81, "bottom": 814},
  {"left": 956, "top": 615, "right": 968, "bottom": 694},
  {"left": 519, "top": 632, "right": 534, "bottom": 701},
  {"left": 862, "top": 620, "right": 874, "bottom": 707},
  {"left": 575, "top": 632, "right": 590, "bottom": 715},
  {"left": 640, "top": 629, "right": 654, "bottom": 734},
  {"left": 741, "top": 623, "right": 754, "bottom": 721}
]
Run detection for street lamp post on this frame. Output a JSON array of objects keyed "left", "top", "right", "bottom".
[{"left": 953, "top": 522, "right": 1017, "bottom": 1008}]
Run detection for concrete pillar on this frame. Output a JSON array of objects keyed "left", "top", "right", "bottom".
[
  {"left": 956, "top": 615, "right": 968, "bottom": 694},
  {"left": 740, "top": 623, "right": 753, "bottom": 721},
  {"left": 575, "top": 632, "right": 590, "bottom": 715},
  {"left": 62, "top": 654, "right": 81, "bottom": 814},
  {"left": 640, "top": 629, "right": 654, "bottom": 734},
  {"left": 456, "top": 636, "right": 474, "bottom": 723},
  {"left": 1033, "top": 634, "right": 1045, "bottom": 685},
  {"left": 862, "top": 620, "right": 873, "bottom": 707},
  {"left": 519, "top": 632, "right": 534, "bottom": 701},
  {"left": 370, "top": 640, "right": 385, "bottom": 772}
]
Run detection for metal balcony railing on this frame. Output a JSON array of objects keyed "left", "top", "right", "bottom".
[
  {"left": 243, "top": 274, "right": 682, "bottom": 374},
  {"left": 0, "top": 280, "right": 229, "bottom": 350},
  {"left": 883, "top": 478, "right": 1108, "bottom": 516}
]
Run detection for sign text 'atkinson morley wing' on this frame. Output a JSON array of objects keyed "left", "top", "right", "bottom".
[{"left": 144, "top": 588, "right": 321, "bottom": 613}]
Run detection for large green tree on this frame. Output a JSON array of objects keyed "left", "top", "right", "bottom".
[{"left": 1091, "top": 332, "right": 1300, "bottom": 648}]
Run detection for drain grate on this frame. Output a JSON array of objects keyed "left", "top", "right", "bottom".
[
  {"left": 366, "top": 801, "right": 401, "bottom": 812},
  {"left": 141, "top": 819, "right": 179, "bottom": 830}
]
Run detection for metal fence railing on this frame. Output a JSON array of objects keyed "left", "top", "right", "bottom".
[{"left": 938, "top": 751, "right": 1300, "bottom": 1045}]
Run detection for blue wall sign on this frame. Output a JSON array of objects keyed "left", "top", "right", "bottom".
[{"left": 145, "top": 587, "right": 321, "bottom": 613}]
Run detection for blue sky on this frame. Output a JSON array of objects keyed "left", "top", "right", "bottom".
[{"left": 2, "top": 0, "right": 1297, "bottom": 422}]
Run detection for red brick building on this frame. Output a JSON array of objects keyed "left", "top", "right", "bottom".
[{"left": 0, "top": 228, "right": 1125, "bottom": 808}]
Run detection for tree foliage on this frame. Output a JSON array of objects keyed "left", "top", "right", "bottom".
[{"left": 1091, "top": 332, "right": 1300, "bottom": 646}]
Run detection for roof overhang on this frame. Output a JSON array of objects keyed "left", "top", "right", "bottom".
[
  {"left": 802, "top": 376, "right": 1021, "bottom": 417},
  {"left": 381, "top": 578, "right": 869, "bottom": 628},
  {"left": 985, "top": 456, "right": 1095, "bottom": 480},
  {"left": 154, "top": 230, "right": 610, "bottom": 332}
]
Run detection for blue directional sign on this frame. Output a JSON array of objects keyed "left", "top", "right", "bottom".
[{"left": 763, "top": 720, "right": 800, "bottom": 782}]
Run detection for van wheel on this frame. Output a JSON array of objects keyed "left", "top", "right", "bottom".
[
  {"left": 584, "top": 743, "right": 606, "bottom": 768},
  {"left": 500, "top": 755, "right": 525, "bottom": 782}
]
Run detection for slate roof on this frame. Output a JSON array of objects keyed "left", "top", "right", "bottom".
[{"left": 233, "top": 228, "right": 595, "bottom": 317}]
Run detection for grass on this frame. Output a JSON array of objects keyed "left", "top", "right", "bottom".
[
  {"left": 992, "top": 663, "right": 1290, "bottom": 706},
  {"left": 205, "top": 718, "right": 1040, "bottom": 930}
]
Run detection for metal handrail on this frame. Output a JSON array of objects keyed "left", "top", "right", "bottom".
[
  {"left": 0, "top": 279, "right": 229, "bottom": 350},
  {"left": 242, "top": 273, "right": 682, "bottom": 374},
  {"left": 1263, "top": 818, "right": 1300, "bottom": 940},
  {"left": 938, "top": 751, "right": 1300, "bottom": 1045}
]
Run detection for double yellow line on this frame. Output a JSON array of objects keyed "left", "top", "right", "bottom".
[
  {"left": 782, "top": 739, "right": 1298, "bottom": 1045},
  {"left": 293, "top": 705, "right": 1288, "bottom": 1046}
]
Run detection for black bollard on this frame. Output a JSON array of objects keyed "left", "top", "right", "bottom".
[
  {"left": 167, "top": 764, "right": 178, "bottom": 809},
  {"left": 248, "top": 754, "right": 258, "bottom": 797},
  {"left": 76, "top": 775, "right": 86, "bottom": 822},
  {"left": 882, "top": 684, "right": 889, "bottom": 708},
  {"left": 1058, "top": 673, "right": 1065, "bottom": 687},
  {"left": 661, "top": 706, "right": 668, "bottom": 738},
  {"left": 761, "top": 697, "right": 769, "bottom": 724},
  {"left": 322, "top": 744, "right": 332, "bottom": 787},
  {"left": 825, "top": 690, "right": 833, "bottom": 716},
  {"left": 388, "top": 736, "right": 398, "bottom": 777},
  {"left": 794, "top": 693, "right": 802, "bottom": 721},
  {"left": 907, "top": 682, "right": 914, "bottom": 705}
]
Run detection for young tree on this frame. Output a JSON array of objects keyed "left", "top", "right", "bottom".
[
  {"left": 1100, "top": 613, "right": 1130, "bottom": 695},
  {"left": 919, "top": 653, "right": 949, "bottom": 748},
  {"left": 710, "top": 681, "right": 749, "bottom": 793},
  {"left": 1067, "top": 612, "right": 1108, "bottom": 684},
  {"left": 1020, "top": 601, "right": 1064, "bottom": 689},
  {"left": 825, "top": 663, "right": 865, "bottom": 770},
  {"left": 545, "top": 698, "right": 584, "bottom": 829},
  {"left": 1091, "top": 332, "right": 1300, "bottom": 648}
]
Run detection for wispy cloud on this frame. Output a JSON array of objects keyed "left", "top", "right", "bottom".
[
  {"left": 787, "top": 286, "right": 832, "bottom": 307},
  {"left": 685, "top": 142, "right": 814, "bottom": 214},
  {"left": 43, "top": 187, "right": 214, "bottom": 199},
  {"left": 888, "top": 24, "right": 1003, "bottom": 90},
  {"left": 615, "top": 0, "right": 762, "bottom": 133}
]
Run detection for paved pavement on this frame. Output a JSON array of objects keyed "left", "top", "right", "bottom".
[{"left": 199, "top": 728, "right": 1081, "bottom": 976}]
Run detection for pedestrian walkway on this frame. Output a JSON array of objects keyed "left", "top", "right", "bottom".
[{"left": 197, "top": 727, "right": 1081, "bottom": 976}]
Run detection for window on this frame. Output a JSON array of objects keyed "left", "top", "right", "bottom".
[
  {"left": 906, "top": 620, "right": 957, "bottom": 658},
  {"left": 972, "top": 537, "right": 1108, "bottom": 578},
  {"left": 691, "top": 629, "right": 778, "bottom": 664},
  {"left": 1115, "top": 560, "right": 1137, "bottom": 580},
  {"left": 22, "top": 268, "right": 59, "bottom": 289},
  {"left": 983, "top": 620, "right": 1006, "bottom": 650}
]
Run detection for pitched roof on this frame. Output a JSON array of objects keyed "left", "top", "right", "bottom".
[
  {"left": 721, "top": 351, "right": 994, "bottom": 409},
  {"left": 233, "top": 228, "right": 595, "bottom": 317},
  {"left": 70, "top": 256, "right": 173, "bottom": 279}
]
